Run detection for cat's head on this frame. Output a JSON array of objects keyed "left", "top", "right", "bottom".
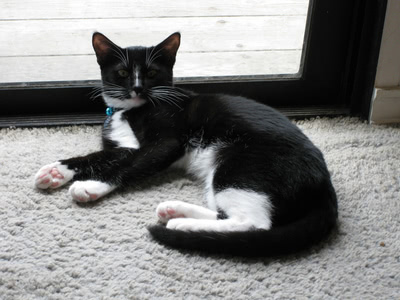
[{"left": 92, "top": 32, "right": 181, "bottom": 110}]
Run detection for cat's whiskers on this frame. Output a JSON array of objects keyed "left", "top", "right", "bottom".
[
  {"left": 103, "top": 86, "right": 125, "bottom": 92},
  {"left": 150, "top": 86, "right": 188, "bottom": 94},
  {"left": 151, "top": 90, "right": 188, "bottom": 100},
  {"left": 89, "top": 85, "right": 107, "bottom": 100},
  {"left": 101, "top": 86, "right": 127, "bottom": 100},
  {"left": 145, "top": 93, "right": 157, "bottom": 108},
  {"left": 99, "top": 81, "right": 128, "bottom": 99},
  {"left": 148, "top": 87, "right": 187, "bottom": 110}
]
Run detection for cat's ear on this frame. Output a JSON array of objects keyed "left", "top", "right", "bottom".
[
  {"left": 157, "top": 32, "right": 181, "bottom": 59},
  {"left": 92, "top": 32, "right": 120, "bottom": 65}
]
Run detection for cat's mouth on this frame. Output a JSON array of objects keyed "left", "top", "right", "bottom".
[
  {"left": 129, "top": 91, "right": 141, "bottom": 100},
  {"left": 125, "top": 93, "right": 146, "bottom": 108},
  {"left": 129, "top": 91, "right": 147, "bottom": 105}
]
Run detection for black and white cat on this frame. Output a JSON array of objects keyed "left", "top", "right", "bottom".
[{"left": 35, "top": 32, "right": 338, "bottom": 256}]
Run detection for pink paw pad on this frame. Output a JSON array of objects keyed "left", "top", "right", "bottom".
[
  {"left": 165, "top": 207, "right": 185, "bottom": 219},
  {"left": 156, "top": 202, "right": 188, "bottom": 223},
  {"left": 35, "top": 163, "right": 72, "bottom": 190},
  {"left": 89, "top": 193, "right": 98, "bottom": 200},
  {"left": 51, "top": 182, "right": 60, "bottom": 188},
  {"left": 74, "top": 191, "right": 99, "bottom": 203},
  {"left": 50, "top": 168, "right": 64, "bottom": 179},
  {"left": 39, "top": 173, "right": 48, "bottom": 179},
  {"left": 166, "top": 208, "right": 176, "bottom": 215},
  {"left": 77, "top": 196, "right": 87, "bottom": 202}
]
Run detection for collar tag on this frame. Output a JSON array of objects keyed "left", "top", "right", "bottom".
[
  {"left": 106, "top": 107, "right": 114, "bottom": 116},
  {"left": 104, "top": 107, "right": 116, "bottom": 128}
]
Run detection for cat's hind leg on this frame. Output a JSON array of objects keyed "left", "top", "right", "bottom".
[
  {"left": 156, "top": 201, "right": 218, "bottom": 224},
  {"left": 165, "top": 188, "right": 273, "bottom": 232},
  {"left": 35, "top": 162, "right": 75, "bottom": 189}
]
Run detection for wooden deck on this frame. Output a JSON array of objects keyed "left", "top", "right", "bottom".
[{"left": 0, "top": 0, "right": 309, "bottom": 83}]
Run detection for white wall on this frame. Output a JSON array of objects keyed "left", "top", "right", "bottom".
[{"left": 370, "top": 0, "right": 400, "bottom": 123}]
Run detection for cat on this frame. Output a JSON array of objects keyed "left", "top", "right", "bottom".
[{"left": 34, "top": 32, "right": 338, "bottom": 256}]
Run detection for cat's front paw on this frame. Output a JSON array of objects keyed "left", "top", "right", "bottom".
[
  {"left": 69, "top": 180, "right": 115, "bottom": 202},
  {"left": 35, "top": 162, "right": 75, "bottom": 189}
]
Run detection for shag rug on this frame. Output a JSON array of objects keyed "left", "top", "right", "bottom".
[{"left": 0, "top": 117, "right": 399, "bottom": 299}]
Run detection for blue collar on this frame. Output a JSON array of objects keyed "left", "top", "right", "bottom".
[{"left": 104, "top": 107, "right": 121, "bottom": 128}]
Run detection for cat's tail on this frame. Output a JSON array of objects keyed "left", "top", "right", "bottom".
[{"left": 147, "top": 207, "right": 337, "bottom": 257}]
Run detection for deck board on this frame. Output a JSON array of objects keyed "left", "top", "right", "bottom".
[
  {"left": 0, "top": 0, "right": 309, "bottom": 83},
  {"left": 0, "top": 50, "right": 301, "bottom": 83},
  {"left": 0, "top": 16, "right": 306, "bottom": 56},
  {"left": 0, "top": 0, "right": 308, "bottom": 19}
]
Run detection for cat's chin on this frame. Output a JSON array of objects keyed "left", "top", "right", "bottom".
[
  {"left": 129, "top": 96, "right": 146, "bottom": 108},
  {"left": 102, "top": 94, "right": 146, "bottom": 110}
]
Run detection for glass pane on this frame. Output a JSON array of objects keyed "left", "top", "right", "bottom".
[{"left": 0, "top": 0, "right": 309, "bottom": 83}]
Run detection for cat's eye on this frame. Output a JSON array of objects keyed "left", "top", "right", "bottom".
[
  {"left": 118, "top": 69, "right": 129, "bottom": 78},
  {"left": 147, "top": 70, "right": 157, "bottom": 78}
]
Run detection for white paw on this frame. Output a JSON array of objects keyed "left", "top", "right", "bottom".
[
  {"left": 35, "top": 162, "right": 75, "bottom": 189},
  {"left": 69, "top": 180, "right": 115, "bottom": 202},
  {"left": 156, "top": 201, "right": 188, "bottom": 224},
  {"left": 166, "top": 218, "right": 200, "bottom": 231}
]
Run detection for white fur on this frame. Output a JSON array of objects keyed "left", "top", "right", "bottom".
[
  {"left": 215, "top": 188, "right": 273, "bottom": 230},
  {"left": 172, "top": 147, "right": 217, "bottom": 181},
  {"left": 134, "top": 69, "right": 140, "bottom": 88},
  {"left": 69, "top": 180, "right": 116, "bottom": 202},
  {"left": 166, "top": 217, "right": 255, "bottom": 232},
  {"left": 108, "top": 110, "right": 140, "bottom": 149},
  {"left": 165, "top": 188, "right": 272, "bottom": 232},
  {"left": 165, "top": 144, "right": 273, "bottom": 232},
  {"left": 34, "top": 162, "right": 75, "bottom": 189},
  {"left": 172, "top": 146, "right": 218, "bottom": 210},
  {"left": 156, "top": 200, "right": 217, "bottom": 224},
  {"left": 204, "top": 168, "right": 217, "bottom": 211},
  {"left": 102, "top": 94, "right": 145, "bottom": 110}
]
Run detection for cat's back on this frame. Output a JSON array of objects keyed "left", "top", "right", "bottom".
[{"left": 188, "top": 93, "right": 307, "bottom": 145}]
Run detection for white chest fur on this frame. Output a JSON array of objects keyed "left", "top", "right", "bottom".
[{"left": 108, "top": 110, "right": 140, "bottom": 149}]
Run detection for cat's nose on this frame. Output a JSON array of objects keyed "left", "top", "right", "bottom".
[{"left": 133, "top": 85, "right": 143, "bottom": 95}]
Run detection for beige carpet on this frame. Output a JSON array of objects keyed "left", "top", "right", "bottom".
[{"left": 0, "top": 117, "right": 399, "bottom": 299}]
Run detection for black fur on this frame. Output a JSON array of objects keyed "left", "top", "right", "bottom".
[{"left": 59, "top": 32, "right": 337, "bottom": 257}]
